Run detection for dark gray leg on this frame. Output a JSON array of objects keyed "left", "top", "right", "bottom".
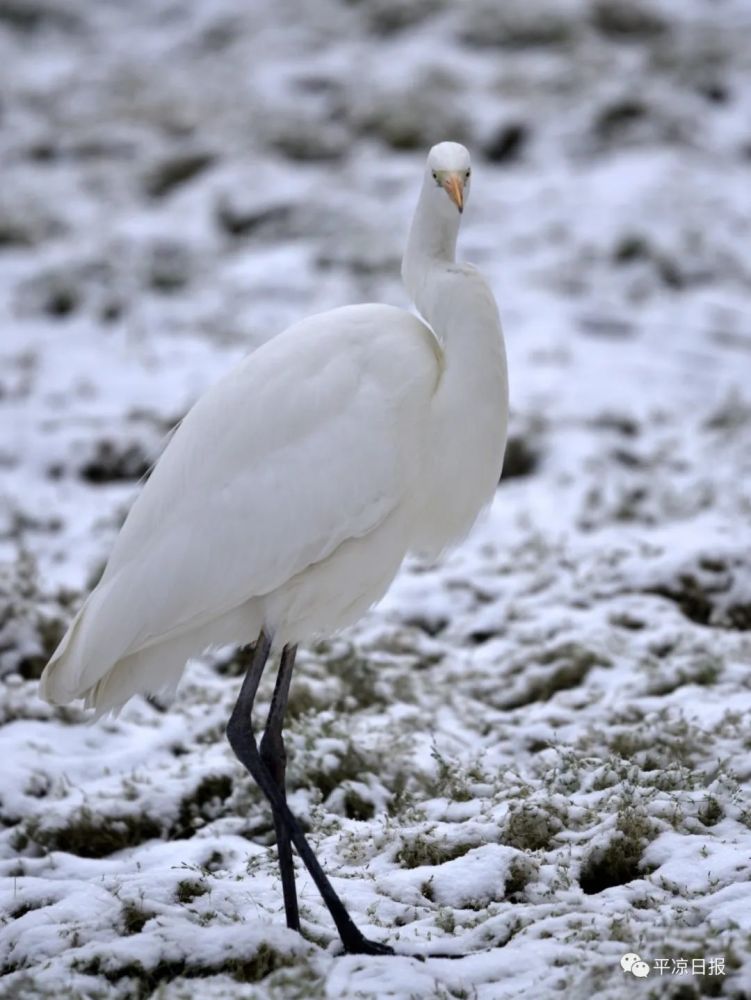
[
  {"left": 260, "top": 643, "right": 299, "bottom": 931},
  {"left": 226, "top": 630, "right": 393, "bottom": 956}
]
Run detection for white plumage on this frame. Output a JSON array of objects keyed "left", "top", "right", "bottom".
[{"left": 40, "top": 141, "right": 509, "bottom": 715}]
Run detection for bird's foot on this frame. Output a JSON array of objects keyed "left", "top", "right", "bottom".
[{"left": 343, "top": 935, "right": 395, "bottom": 956}]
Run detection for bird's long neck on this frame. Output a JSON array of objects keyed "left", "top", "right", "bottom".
[
  {"left": 400, "top": 170, "right": 509, "bottom": 557},
  {"left": 400, "top": 175, "right": 502, "bottom": 365},
  {"left": 401, "top": 178, "right": 461, "bottom": 325}
]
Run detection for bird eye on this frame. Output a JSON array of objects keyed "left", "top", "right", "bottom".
[
  {"left": 432, "top": 170, "right": 438, "bottom": 182},
  {"left": 465, "top": 168, "right": 471, "bottom": 178}
]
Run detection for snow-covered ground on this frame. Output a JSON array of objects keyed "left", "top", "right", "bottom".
[{"left": 2, "top": 0, "right": 751, "bottom": 996}]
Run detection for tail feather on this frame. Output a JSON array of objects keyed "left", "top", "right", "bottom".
[
  {"left": 39, "top": 577, "right": 128, "bottom": 705},
  {"left": 38, "top": 600, "right": 93, "bottom": 705},
  {"left": 82, "top": 633, "right": 200, "bottom": 716},
  {"left": 39, "top": 589, "right": 264, "bottom": 714}
]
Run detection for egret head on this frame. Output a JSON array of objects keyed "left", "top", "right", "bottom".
[{"left": 426, "top": 141, "right": 471, "bottom": 215}]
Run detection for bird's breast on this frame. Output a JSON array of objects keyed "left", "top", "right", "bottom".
[{"left": 410, "top": 335, "right": 509, "bottom": 558}]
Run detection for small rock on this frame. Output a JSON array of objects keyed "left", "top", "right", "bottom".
[
  {"left": 215, "top": 198, "right": 293, "bottom": 239},
  {"left": 591, "top": 0, "right": 667, "bottom": 40},
  {"left": 79, "top": 440, "right": 153, "bottom": 484},
  {"left": 146, "top": 240, "right": 192, "bottom": 293},
  {"left": 460, "top": 0, "right": 575, "bottom": 49},
  {"left": 144, "top": 150, "right": 215, "bottom": 199},
  {"left": 500, "top": 434, "right": 540, "bottom": 481},
  {"left": 483, "top": 123, "right": 529, "bottom": 164}
]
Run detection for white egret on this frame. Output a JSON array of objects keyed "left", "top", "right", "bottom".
[{"left": 40, "top": 141, "right": 509, "bottom": 955}]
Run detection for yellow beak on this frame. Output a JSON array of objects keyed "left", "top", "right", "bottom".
[{"left": 443, "top": 172, "right": 464, "bottom": 213}]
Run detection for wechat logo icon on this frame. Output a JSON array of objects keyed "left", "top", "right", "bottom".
[{"left": 621, "top": 953, "right": 650, "bottom": 978}]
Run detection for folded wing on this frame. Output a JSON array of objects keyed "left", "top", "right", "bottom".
[{"left": 40, "top": 304, "right": 441, "bottom": 703}]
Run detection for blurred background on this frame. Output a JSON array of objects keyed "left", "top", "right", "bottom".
[
  {"left": 2, "top": 0, "right": 751, "bottom": 597},
  {"left": 1, "top": 0, "right": 751, "bottom": 675},
  {"left": 2, "top": 0, "right": 751, "bottom": 572}
]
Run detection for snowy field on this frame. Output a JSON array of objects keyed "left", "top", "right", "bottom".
[{"left": 2, "top": 0, "right": 751, "bottom": 997}]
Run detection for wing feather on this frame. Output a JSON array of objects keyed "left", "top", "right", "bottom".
[{"left": 41, "top": 304, "right": 440, "bottom": 700}]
